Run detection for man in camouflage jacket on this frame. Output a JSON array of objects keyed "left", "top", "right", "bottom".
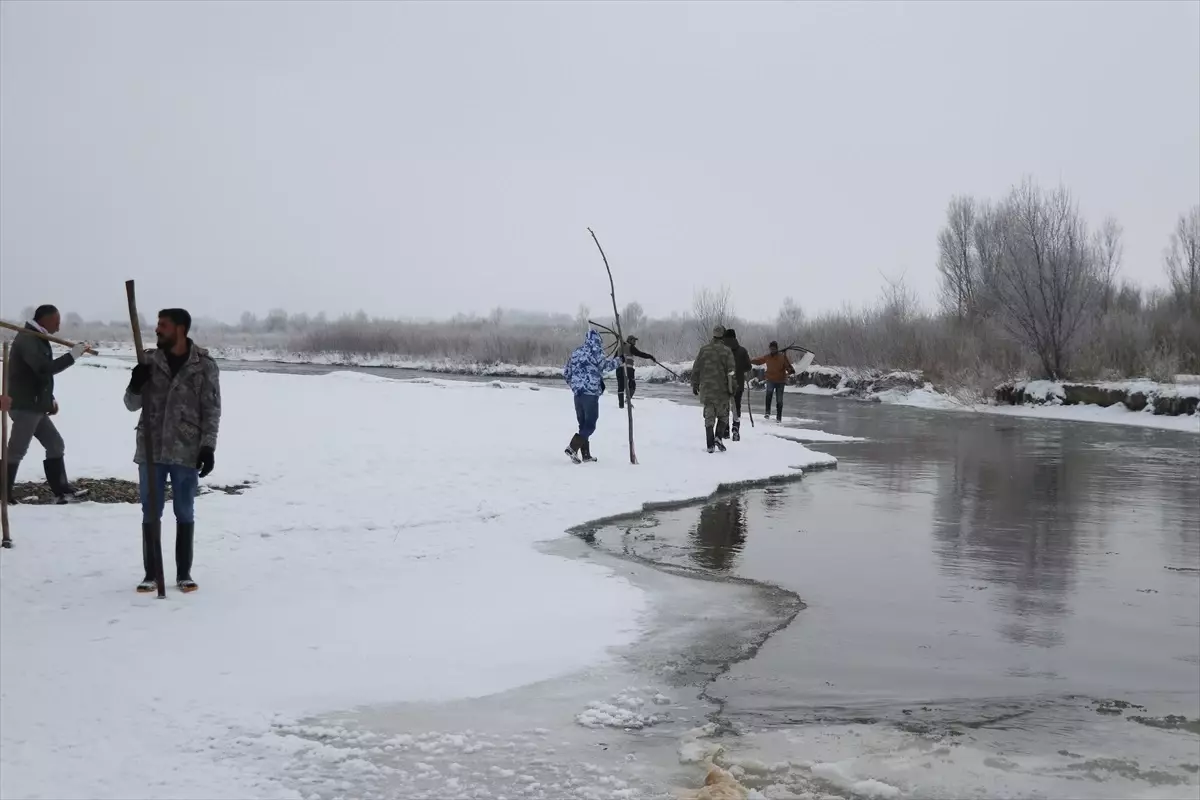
[
  {"left": 124, "top": 308, "right": 221, "bottom": 593},
  {"left": 691, "top": 325, "right": 736, "bottom": 453}
]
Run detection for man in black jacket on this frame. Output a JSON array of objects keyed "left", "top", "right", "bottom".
[
  {"left": 722, "top": 329, "right": 753, "bottom": 442},
  {"left": 5, "top": 305, "right": 90, "bottom": 503},
  {"left": 615, "top": 335, "right": 655, "bottom": 410}
]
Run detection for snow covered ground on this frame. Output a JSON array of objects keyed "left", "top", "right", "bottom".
[{"left": 0, "top": 358, "right": 836, "bottom": 799}]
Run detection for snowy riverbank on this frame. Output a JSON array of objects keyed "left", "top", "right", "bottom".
[
  {"left": 0, "top": 360, "right": 836, "bottom": 799},
  {"left": 790, "top": 377, "right": 1200, "bottom": 434},
  {"left": 65, "top": 342, "right": 1200, "bottom": 433}
]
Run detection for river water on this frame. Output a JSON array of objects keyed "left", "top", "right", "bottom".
[
  {"left": 209, "top": 362, "right": 1199, "bottom": 798},
  {"left": 579, "top": 393, "right": 1200, "bottom": 798}
]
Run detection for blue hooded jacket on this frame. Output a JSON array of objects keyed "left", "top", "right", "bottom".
[{"left": 563, "top": 330, "right": 622, "bottom": 396}]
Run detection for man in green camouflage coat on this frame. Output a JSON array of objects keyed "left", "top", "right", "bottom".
[
  {"left": 123, "top": 308, "right": 221, "bottom": 594},
  {"left": 691, "top": 325, "right": 736, "bottom": 453}
]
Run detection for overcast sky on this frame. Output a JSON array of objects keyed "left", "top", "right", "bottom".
[{"left": 1, "top": 0, "right": 1197, "bottom": 324}]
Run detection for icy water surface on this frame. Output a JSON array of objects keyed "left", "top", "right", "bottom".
[{"left": 580, "top": 394, "right": 1200, "bottom": 798}]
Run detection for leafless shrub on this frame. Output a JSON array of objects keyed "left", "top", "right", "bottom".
[{"left": 691, "top": 286, "right": 732, "bottom": 344}]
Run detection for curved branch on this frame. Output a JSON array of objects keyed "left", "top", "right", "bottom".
[{"left": 587, "top": 228, "right": 637, "bottom": 464}]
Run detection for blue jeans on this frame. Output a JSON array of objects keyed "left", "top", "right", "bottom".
[
  {"left": 139, "top": 463, "right": 199, "bottom": 524},
  {"left": 574, "top": 393, "right": 600, "bottom": 438},
  {"left": 764, "top": 381, "right": 786, "bottom": 416}
]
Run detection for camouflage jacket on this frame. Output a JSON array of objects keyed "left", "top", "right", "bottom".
[
  {"left": 123, "top": 343, "right": 221, "bottom": 467},
  {"left": 691, "top": 338, "right": 736, "bottom": 398}
]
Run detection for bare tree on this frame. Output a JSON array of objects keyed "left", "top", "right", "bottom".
[
  {"left": 1094, "top": 217, "right": 1123, "bottom": 311},
  {"left": 574, "top": 304, "right": 590, "bottom": 332},
  {"left": 988, "top": 180, "right": 1106, "bottom": 379},
  {"left": 265, "top": 308, "right": 289, "bottom": 333},
  {"left": 776, "top": 297, "right": 804, "bottom": 332},
  {"left": 622, "top": 301, "right": 646, "bottom": 332},
  {"left": 936, "top": 196, "right": 981, "bottom": 318},
  {"left": 879, "top": 271, "right": 919, "bottom": 323},
  {"left": 691, "top": 286, "right": 732, "bottom": 344},
  {"left": 1165, "top": 205, "right": 1200, "bottom": 311}
]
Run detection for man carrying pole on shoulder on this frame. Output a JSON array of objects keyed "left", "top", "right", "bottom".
[
  {"left": 752, "top": 341, "right": 795, "bottom": 422},
  {"left": 5, "top": 305, "right": 91, "bottom": 503}
]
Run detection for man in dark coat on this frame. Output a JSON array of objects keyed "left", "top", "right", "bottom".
[
  {"left": 5, "top": 304, "right": 90, "bottom": 503},
  {"left": 722, "top": 329, "right": 753, "bottom": 442},
  {"left": 615, "top": 335, "right": 655, "bottom": 409}
]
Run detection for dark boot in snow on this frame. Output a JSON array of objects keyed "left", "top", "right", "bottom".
[
  {"left": 565, "top": 434, "right": 583, "bottom": 464},
  {"left": 706, "top": 426, "right": 716, "bottom": 454},
  {"left": 44, "top": 458, "right": 87, "bottom": 504},
  {"left": 176, "top": 522, "right": 197, "bottom": 592},
  {"left": 581, "top": 439, "right": 597, "bottom": 463},
  {"left": 776, "top": 409, "right": 783, "bottom": 423},
  {"left": 732, "top": 419, "right": 741, "bottom": 442},
  {"left": 137, "top": 522, "right": 161, "bottom": 593},
  {"left": 714, "top": 435, "right": 727, "bottom": 453},
  {"left": 3, "top": 461, "right": 18, "bottom": 505}
]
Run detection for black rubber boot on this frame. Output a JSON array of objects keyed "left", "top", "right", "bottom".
[
  {"left": 706, "top": 426, "right": 716, "bottom": 453},
  {"left": 44, "top": 458, "right": 86, "bottom": 504},
  {"left": 565, "top": 433, "right": 583, "bottom": 464},
  {"left": 3, "top": 460, "right": 18, "bottom": 505},
  {"left": 137, "top": 522, "right": 160, "bottom": 593},
  {"left": 732, "top": 419, "right": 741, "bottom": 442},
  {"left": 176, "top": 522, "right": 197, "bottom": 592},
  {"left": 581, "top": 439, "right": 597, "bottom": 463}
]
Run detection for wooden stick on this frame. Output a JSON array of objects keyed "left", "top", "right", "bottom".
[
  {"left": 0, "top": 320, "right": 99, "bottom": 355},
  {"left": 1, "top": 342, "right": 11, "bottom": 548},
  {"left": 587, "top": 229, "right": 636, "bottom": 465},
  {"left": 126, "top": 281, "right": 165, "bottom": 598}
]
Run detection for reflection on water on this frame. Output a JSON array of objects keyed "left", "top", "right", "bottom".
[
  {"left": 589, "top": 394, "right": 1200, "bottom": 746},
  {"left": 933, "top": 426, "right": 1083, "bottom": 649},
  {"left": 689, "top": 497, "right": 747, "bottom": 572}
]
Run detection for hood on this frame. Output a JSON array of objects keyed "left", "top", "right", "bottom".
[{"left": 584, "top": 329, "right": 604, "bottom": 356}]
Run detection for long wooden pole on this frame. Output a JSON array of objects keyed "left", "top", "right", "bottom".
[
  {"left": 587, "top": 229, "right": 636, "bottom": 465},
  {"left": 126, "top": 282, "right": 165, "bottom": 598},
  {"left": 2, "top": 342, "right": 11, "bottom": 548},
  {"left": 0, "top": 320, "right": 99, "bottom": 354}
]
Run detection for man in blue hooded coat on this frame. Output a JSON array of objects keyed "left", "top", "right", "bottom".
[{"left": 563, "top": 330, "right": 623, "bottom": 463}]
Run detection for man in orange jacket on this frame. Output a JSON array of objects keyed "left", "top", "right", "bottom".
[{"left": 751, "top": 341, "right": 795, "bottom": 421}]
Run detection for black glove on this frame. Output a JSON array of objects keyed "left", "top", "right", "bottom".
[
  {"left": 197, "top": 446, "right": 215, "bottom": 478},
  {"left": 128, "top": 363, "right": 150, "bottom": 394}
]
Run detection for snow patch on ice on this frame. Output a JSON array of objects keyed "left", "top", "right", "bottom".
[{"left": 576, "top": 689, "right": 669, "bottom": 730}]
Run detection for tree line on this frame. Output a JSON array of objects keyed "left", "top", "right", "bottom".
[{"left": 15, "top": 178, "right": 1197, "bottom": 387}]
